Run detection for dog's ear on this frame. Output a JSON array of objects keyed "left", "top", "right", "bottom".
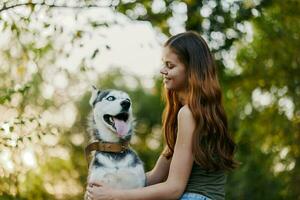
[{"left": 89, "top": 85, "right": 100, "bottom": 106}]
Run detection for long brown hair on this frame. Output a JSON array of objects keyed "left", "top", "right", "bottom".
[{"left": 162, "top": 31, "right": 237, "bottom": 171}]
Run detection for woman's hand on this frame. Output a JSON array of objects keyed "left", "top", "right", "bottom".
[{"left": 86, "top": 182, "right": 119, "bottom": 200}]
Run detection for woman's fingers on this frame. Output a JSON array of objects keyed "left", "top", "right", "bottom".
[
  {"left": 89, "top": 181, "right": 103, "bottom": 187},
  {"left": 86, "top": 183, "right": 106, "bottom": 200},
  {"left": 87, "top": 186, "right": 95, "bottom": 200},
  {"left": 87, "top": 185, "right": 94, "bottom": 193},
  {"left": 86, "top": 189, "right": 92, "bottom": 200}
]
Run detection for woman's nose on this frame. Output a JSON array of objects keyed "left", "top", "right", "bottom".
[{"left": 160, "top": 67, "right": 168, "bottom": 75}]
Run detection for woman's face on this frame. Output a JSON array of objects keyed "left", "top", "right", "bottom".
[{"left": 160, "top": 46, "right": 187, "bottom": 92}]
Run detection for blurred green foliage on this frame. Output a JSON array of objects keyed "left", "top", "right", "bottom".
[{"left": 0, "top": 0, "right": 299, "bottom": 199}]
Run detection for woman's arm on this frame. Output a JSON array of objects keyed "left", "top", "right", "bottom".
[
  {"left": 112, "top": 105, "right": 195, "bottom": 200},
  {"left": 145, "top": 149, "right": 171, "bottom": 186}
]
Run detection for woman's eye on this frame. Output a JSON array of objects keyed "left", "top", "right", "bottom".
[
  {"left": 167, "top": 64, "right": 175, "bottom": 69},
  {"left": 106, "top": 96, "right": 116, "bottom": 101},
  {"left": 161, "top": 62, "right": 175, "bottom": 69}
]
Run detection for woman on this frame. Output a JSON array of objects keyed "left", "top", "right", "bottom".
[{"left": 87, "top": 31, "right": 237, "bottom": 200}]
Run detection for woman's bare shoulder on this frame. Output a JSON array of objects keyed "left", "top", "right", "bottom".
[{"left": 178, "top": 105, "right": 193, "bottom": 119}]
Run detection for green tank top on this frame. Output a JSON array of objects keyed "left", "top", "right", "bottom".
[{"left": 185, "top": 163, "right": 227, "bottom": 200}]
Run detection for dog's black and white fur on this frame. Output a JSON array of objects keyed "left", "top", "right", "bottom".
[{"left": 85, "top": 87, "right": 145, "bottom": 197}]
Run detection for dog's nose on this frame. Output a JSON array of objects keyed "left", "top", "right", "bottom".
[{"left": 121, "top": 100, "right": 131, "bottom": 110}]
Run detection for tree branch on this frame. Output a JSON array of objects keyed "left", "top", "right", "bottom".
[{"left": 0, "top": 2, "right": 114, "bottom": 13}]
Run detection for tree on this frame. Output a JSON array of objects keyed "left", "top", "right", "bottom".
[{"left": 224, "top": 0, "right": 300, "bottom": 199}]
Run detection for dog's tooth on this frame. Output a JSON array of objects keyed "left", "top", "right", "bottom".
[{"left": 109, "top": 116, "right": 114, "bottom": 124}]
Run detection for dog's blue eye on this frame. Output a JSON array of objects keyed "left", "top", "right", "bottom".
[{"left": 106, "top": 96, "right": 116, "bottom": 101}]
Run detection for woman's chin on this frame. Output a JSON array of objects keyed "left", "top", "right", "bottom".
[
  {"left": 164, "top": 85, "right": 175, "bottom": 91},
  {"left": 163, "top": 83, "right": 171, "bottom": 89}
]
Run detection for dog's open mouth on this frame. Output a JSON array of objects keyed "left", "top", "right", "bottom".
[{"left": 103, "top": 113, "right": 130, "bottom": 137}]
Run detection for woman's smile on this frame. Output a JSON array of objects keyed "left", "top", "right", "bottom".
[{"left": 163, "top": 77, "right": 171, "bottom": 83}]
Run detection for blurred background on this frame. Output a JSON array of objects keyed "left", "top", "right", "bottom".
[{"left": 0, "top": 0, "right": 299, "bottom": 199}]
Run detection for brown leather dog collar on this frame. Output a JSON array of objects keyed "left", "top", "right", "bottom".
[{"left": 85, "top": 141, "right": 129, "bottom": 167}]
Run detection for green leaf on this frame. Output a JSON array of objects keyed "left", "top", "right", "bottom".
[{"left": 9, "top": 126, "right": 14, "bottom": 132}]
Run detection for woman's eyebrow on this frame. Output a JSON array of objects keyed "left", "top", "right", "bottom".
[{"left": 162, "top": 60, "right": 174, "bottom": 65}]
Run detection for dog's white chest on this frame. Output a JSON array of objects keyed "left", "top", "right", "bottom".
[{"left": 88, "top": 151, "right": 146, "bottom": 189}]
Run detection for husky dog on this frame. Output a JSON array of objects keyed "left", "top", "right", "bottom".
[{"left": 85, "top": 87, "right": 145, "bottom": 197}]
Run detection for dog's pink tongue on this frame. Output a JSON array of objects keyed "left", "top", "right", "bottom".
[{"left": 113, "top": 118, "right": 129, "bottom": 137}]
